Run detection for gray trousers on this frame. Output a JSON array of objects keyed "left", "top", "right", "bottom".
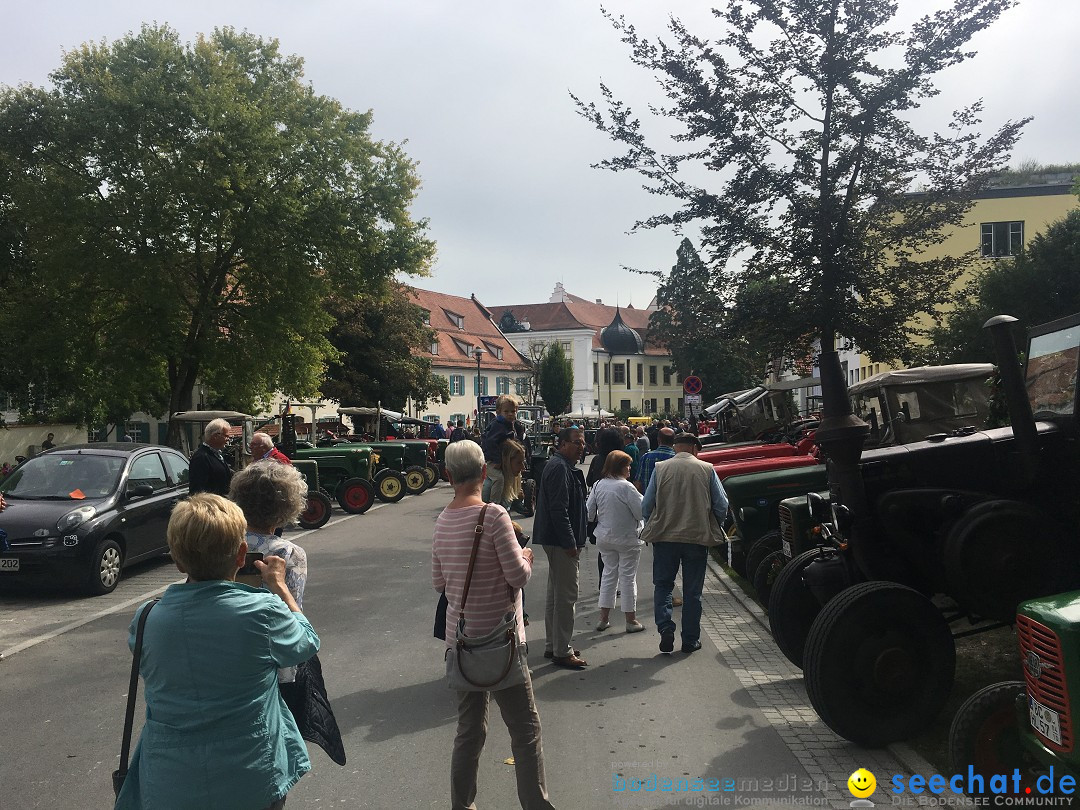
[
  {"left": 451, "top": 676, "right": 555, "bottom": 809},
  {"left": 542, "top": 545, "right": 580, "bottom": 658}
]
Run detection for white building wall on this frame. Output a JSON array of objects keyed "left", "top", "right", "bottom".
[{"left": 504, "top": 328, "right": 595, "bottom": 416}]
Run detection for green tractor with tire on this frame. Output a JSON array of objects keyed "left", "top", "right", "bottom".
[
  {"left": 763, "top": 314, "right": 1080, "bottom": 748},
  {"left": 948, "top": 589, "right": 1080, "bottom": 794}
]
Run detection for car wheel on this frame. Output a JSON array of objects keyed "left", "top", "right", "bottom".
[
  {"left": 298, "top": 491, "right": 333, "bottom": 529},
  {"left": 374, "top": 470, "right": 406, "bottom": 503},
  {"left": 404, "top": 466, "right": 427, "bottom": 496},
  {"left": 85, "top": 539, "right": 123, "bottom": 595},
  {"left": 948, "top": 681, "right": 1033, "bottom": 785},
  {"left": 424, "top": 463, "right": 439, "bottom": 488},
  {"left": 804, "top": 581, "right": 955, "bottom": 747},
  {"left": 337, "top": 478, "right": 374, "bottom": 515}
]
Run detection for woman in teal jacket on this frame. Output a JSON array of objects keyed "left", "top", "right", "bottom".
[{"left": 114, "top": 494, "right": 320, "bottom": 810}]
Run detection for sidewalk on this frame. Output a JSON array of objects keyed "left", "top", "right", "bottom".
[{"left": 517, "top": 533, "right": 929, "bottom": 810}]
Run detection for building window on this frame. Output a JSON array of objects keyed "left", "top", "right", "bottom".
[
  {"left": 515, "top": 377, "right": 529, "bottom": 396},
  {"left": 430, "top": 340, "right": 439, "bottom": 355},
  {"left": 603, "top": 363, "right": 609, "bottom": 384},
  {"left": 496, "top": 376, "right": 512, "bottom": 395},
  {"left": 561, "top": 341, "right": 571, "bottom": 355},
  {"left": 649, "top": 366, "right": 657, "bottom": 385},
  {"left": 664, "top": 398, "right": 671, "bottom": 413},
  {"left": 443, "top": 309, "right": 465, "bottom": 328},
  {"left": 981, "top": 221, "right": 1023, "bottom": 257},
  {"left": 613, "top": 364, "right": 625, "bottom": 385},
  {"left": 421, "top": 310, "right": 430, "bottom": 325},
  {"left": 637, "top": 364, "right": 643, "bottom": 385},
  {"left": 450, "top": 375, "right": 465, "bottom": 396},
  {"left": 593, "top": 362, "right": 598, "bottom": 384},
  {"left": 663, "top": 366, "right": 672, "bottom": 385},
  {"left": 474, "top": 375, "right": 488, "bottom": 396},
  {"left": 620, "top": 399, "right": 631, "bottom": 411}
]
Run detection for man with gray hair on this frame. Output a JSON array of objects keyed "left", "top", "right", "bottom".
[
  {"left": 250, "top": 431, "right": 292, "bottom": 466},
  {"left": 189, "top": 418, "right": 234, "bottom": 496}
]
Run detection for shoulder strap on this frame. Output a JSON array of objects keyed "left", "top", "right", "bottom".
[
  {"left": 117, "top": 599, "right": 159, "bottom": 779},
  {"left": 458, "top": 505, "right": 490, "bottom": 612}
]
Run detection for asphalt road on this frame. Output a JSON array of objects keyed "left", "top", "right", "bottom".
[{"left": 0, "top": 482, "right": 817, "bottom": 810}]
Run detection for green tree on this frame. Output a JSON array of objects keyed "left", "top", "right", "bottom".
[
  {"left": 322, "top": 282, "right": 450, "bottom": 411},
  {"left": 0, "top": 25, "right": 434, "bottom": 440},
  {"left": 538, "top": 342, "right": 573, "bottom": 416},
  {"left": 646, "top": 238, "right": 766, "bottom": 397},
  {"left": 573, "top": 1, "right": 1027, "bottom": 364},
  {"left": 926, "top": 208, "right": 1080, "bottom": 364}
]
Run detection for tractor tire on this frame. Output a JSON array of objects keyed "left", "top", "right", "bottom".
[
  {"left": 804, "top": 581, "right": 955, "bottom": 747},
  {"left": 752, "top": 549, "right": 788, "bottom": 608},
  {"left": 375, "top": 470, "right": 406, "bottom": 503},
  {"left": 298, "top": 491, "right": 333, "bottom": 529},
  {"left": 745, "top": 530, "right": 782, "bottom": 586},
  {"left": 948, "top": 681, "right": 1034, "bottom": 790},
  {"left": 768, "top": 549, "right": 827, "bottom": 669},
  {"left": 404, "top": 466, "right": 427, "bottom": 496},
  {"left": 424, "top": 463, "right": 440, "bottom": 488},
  {"left": 337, "top": 477, "right": 375, "bottom": 514}
]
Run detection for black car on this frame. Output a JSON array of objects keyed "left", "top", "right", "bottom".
[{"left": 0, "top": 444, "right": 189, "bottom": 594}]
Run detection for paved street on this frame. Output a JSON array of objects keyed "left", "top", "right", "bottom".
[{"left": 0, "top": 480, "right": 925, "bottom": 809}]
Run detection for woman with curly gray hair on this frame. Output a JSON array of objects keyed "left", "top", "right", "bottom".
[{"left": 229, "top": 461, "right": 310, "bottom": 633}]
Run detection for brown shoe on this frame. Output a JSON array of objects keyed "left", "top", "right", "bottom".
[
  {"left": 543, "top": 648, "right": 580, "bottom": 659},
  {"left": 672, "top": 596, "right": 684, "bottom": 607},
  {"left": 551, "top": 654, "right": 589, "bottom": 669}
]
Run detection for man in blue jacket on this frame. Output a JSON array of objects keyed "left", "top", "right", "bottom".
[{"left": 533, "top": 426, "right": 588, "bottom": 669}]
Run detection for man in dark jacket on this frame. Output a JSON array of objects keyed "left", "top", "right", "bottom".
[
  {"left": 188, "top": 418, "right": 234, "bottom": 496},
  {"left": 533, "top": 426, "right": 588, "bottom": 669}
]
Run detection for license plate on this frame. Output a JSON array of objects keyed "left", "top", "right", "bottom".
[
  {"left": 782, "top": 539, "right": 792, "bottom": 557},
  {"left": 0, "top": 557, "right": 19, "bottom": 572},
  {"left": 1029, "top": 696, "right": 1063, "bottom": 745}
]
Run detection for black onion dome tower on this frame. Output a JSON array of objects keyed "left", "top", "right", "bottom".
[{"left": 600, "top": 308, "right": 644, "bottom": 355}]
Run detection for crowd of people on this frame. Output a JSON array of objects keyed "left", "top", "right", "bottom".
[{"left": 431, "top": 396, "right": 729, "bottom": 808}]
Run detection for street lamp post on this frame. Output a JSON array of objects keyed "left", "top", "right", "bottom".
[{"left": 474, "top": 345, "right": 485, "bottom": 428}]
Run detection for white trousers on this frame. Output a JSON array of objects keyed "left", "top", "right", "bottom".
[{"left": 597, "top": 545, "right": 642, "bottom": 612}]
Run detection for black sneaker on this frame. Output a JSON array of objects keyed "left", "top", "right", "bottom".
[
  {"left": 682, "top": 640, "right": 702, "bottom": 654},
  {"left": 659, "top": 630, "right": 675, "bottom": 654}
]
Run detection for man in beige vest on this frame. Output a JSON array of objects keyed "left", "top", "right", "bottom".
[{"left": 640, "top": 433, "right": 728, "bottom": 654}]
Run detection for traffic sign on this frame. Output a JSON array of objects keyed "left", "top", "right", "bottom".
[
  {"left": 683, "top": 376, "right": 702, "bottom": 395},
  {"left": 685, "top": 394, "right": 702, "bottom": 405}
]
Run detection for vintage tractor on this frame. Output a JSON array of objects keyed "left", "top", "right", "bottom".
[
  {"left": 765, "top": 314, "right": 1080, "bottom": 747},
  {"left": 276, "top": 409, "right": 378, "bottom": 515},
  {"left": 722, "top": 363, "right": 993, "bottom": 598},
  {"left": 948, "top": 589, "right": 1080, "bottom": 791}
]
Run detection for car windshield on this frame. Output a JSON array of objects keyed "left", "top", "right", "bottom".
[
  {"left": 0, "top": 454, "right": 125, "bottom": 500},
  {"left": 1027, "top": 324, "right": 1079, "bottom": 418}
]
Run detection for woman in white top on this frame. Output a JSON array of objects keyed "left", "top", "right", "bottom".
[{"left": 585, "top": 450, "right": 645, "bottom": 632}]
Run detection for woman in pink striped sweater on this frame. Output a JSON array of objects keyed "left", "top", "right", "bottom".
[{"left": 433, "top": 441, "right": 556, "bottom": 810}]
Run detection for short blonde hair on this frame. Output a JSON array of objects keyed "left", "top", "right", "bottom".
[
  {"left": 445, "top": 440, "right": 484, "bottom": 486},
  {"left": 496, "top": 395, "right": 519, "bottom": 415},
  {"left": 168, "top": 494, "right": 247, "bottom": 581},
  {"left": 229, "top": 460, "right": 308, "bottom": 530}
]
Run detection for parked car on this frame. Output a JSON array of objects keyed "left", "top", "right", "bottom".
[{"left": 0, "top": 444, "right": 189, "bottom": 594}]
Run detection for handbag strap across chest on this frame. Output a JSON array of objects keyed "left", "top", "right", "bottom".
[{"left": 458, "top": 504, "right": 490, "bottom": 611}]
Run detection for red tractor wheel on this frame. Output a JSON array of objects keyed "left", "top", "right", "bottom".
[
  {"left": 298, "top": 491, "right": 333, "bottom": 529},
  {"left": 337, "top": 477, "right": 374, "bottom": 514}
]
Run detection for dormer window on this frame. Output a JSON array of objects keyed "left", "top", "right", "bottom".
[
  {"left": 451, "top": 337, "right": 473, "bottom": 356},
  {"left": 443, "top": 308, "right": 465, "bottom": 329},
  {"left": 421, "top": 309, "right": 431, "bottom": 325},
  {"left": 483, "top": 342, "right": 503, "bottom": 361},
  {"left": 430, "top": 339, "right": 439, "bottom": 355}
]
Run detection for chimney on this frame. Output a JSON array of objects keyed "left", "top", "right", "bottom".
[{"left": 595, "top": 299, "right": 603, "bottom": 305}]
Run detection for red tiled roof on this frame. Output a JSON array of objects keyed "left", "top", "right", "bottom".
[
  {"left": 409, "top": 287, "right": 530, "bottom": 371},
  {"left": 490, "top": 293, "right": 667, "bottom": 356}
]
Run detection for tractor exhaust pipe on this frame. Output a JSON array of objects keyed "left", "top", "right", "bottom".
[{"left": 983, "top": 315, "right": 1039, "bottom": 487}]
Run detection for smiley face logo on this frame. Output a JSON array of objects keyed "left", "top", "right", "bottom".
[{"left": 847, "top": 768, "right": 876, "bottom": 798}]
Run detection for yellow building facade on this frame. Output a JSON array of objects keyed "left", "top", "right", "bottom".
[{"left": 846, "top": 181, "right": 1078, "bottom": 384}]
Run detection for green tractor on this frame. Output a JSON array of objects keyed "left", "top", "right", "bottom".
[
  {"left": 948, "top": 589, "right": 1080, "bottom": 797},
  {"left": 337, "top": 407, "right": 427, "bottom": 498}
]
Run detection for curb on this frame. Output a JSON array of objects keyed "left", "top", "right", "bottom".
[{"left": 707, "top": 554, "right": 940, "bottom": 779}]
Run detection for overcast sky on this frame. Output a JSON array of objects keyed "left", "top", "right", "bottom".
[{"left": 3, "top": 1, "right": 1074, "bottom": 309}]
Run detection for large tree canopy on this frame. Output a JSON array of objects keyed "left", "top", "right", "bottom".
[
  {"left": 926, "top": 207, "right": 1080, "bottom": 364},
  {"left": 574, "top": 0, "right": 1027, "bottom": 363},
  {"left": 322, "top": 282, "right": 450, "bottom": 412},
  {"left": 0, "top": 25, "right": 434, "bottom": 438},
  {"left": 647, "top": 237, "right": 766, "bottom": 398}
]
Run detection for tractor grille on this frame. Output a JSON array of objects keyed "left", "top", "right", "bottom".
[
  {"left": 1017, "top": 614, "right": 1073, "bottom": 752},
  {"left": 778, "top": 503, "right": 794, "bottom": 545}
]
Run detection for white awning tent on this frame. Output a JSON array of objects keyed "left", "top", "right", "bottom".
[{"left": 572, "top": 408, "right": 615, "bottom": 420}]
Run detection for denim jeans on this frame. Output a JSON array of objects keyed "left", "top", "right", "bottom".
[{"left": 652, "top": 542, "right": 708, "bottom": 643}]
